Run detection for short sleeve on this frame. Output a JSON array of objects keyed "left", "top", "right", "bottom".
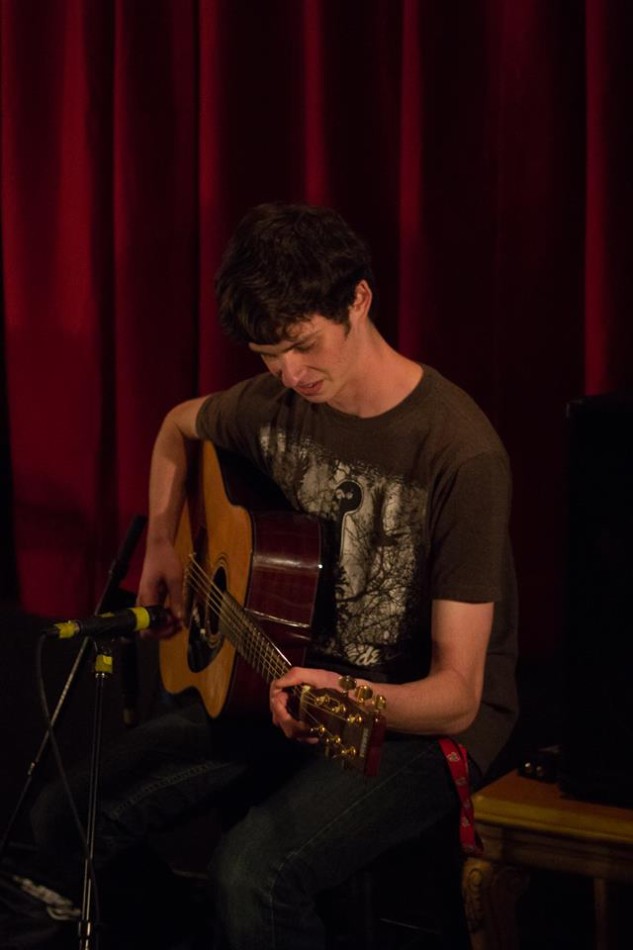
[{"left": 429, "top": 451, "right": 511, "bottom": 603}]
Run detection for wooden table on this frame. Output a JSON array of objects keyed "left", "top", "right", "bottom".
[{"left": 463, "top": 769, "right": 633, "bottom": 950}]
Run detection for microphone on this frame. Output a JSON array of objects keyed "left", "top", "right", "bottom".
[{"left": 44, "top": 605, "right": 170, "bottom": 640}]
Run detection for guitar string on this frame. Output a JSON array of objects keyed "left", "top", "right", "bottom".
[
  {"left": 186, "top": 559, "right": 290, "bottom": 681},
  {"left": 183, "top": 557, "right": 369, "bottom": 743},
  {"left": 185, "top": 559, "right": 326, "bottom": 711}
]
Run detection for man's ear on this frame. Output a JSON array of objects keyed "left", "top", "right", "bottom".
[{"left": 351, "top": 280, "right": 373, "bottom": 322}]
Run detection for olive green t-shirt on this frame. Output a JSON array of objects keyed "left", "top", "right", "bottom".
[{"left": 196, "top": 365, "right": 518, "bottom": 773}]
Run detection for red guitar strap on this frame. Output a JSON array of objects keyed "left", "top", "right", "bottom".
[{"left": 438, "top": 737, "right": 483, "bottom": 857}]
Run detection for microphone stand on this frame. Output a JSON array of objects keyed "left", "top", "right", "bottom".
[
  {"left": 0, "top": 515, "right": 147, "bottom": 948},
  {"left": 78, "top": 639, "right": 112, "bottom": 950}
]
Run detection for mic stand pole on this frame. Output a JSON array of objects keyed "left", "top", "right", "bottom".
[
  {"left": 78, "top": 643, "right": 113, "bottom": 950},
  {"left": 0, "top": 515, "right": 147, "bottom": 866}
]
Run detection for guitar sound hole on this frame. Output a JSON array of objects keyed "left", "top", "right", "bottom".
[{"left": 185, "top": 564, "right": 227, "bottom": 673}]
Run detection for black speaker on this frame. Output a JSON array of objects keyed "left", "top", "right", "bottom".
[{"left": 559, "top": 394, "right": 633, "bottom": 807}]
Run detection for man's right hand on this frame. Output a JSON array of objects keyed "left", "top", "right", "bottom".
[{"left": 137, "top": 537, "right": 185, "bottom": 634}]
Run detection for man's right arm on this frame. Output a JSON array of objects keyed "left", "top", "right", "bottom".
[{"left": 137, "top": 397, "right": 209, "bottom": 619}]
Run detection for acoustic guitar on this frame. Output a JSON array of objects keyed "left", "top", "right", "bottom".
[{"left": 159, "top": 441, "right": 386, "bottom": 776}]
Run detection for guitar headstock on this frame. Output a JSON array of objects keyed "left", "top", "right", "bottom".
[{"left": 291, "top": 677, "right": 387, "bottom": 777}]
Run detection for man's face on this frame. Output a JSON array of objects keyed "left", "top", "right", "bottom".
[{"left": 248, "top": 314, "right": 357, "bottom": 407}]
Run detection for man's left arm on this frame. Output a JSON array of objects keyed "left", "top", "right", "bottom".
[{"left": 270, "top": 599, "right": 493, "bottom": 739}]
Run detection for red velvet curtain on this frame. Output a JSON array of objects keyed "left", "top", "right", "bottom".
[{"left": 2, "top": 0, "right": 632, "bottom": 658}]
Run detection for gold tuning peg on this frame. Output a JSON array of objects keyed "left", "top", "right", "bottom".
[
  {"left": 339, "top": 745, "right": 357, "bottom": 761},
  {"left": 354, "top": 684, "right": 374, "bottom": 703},
  {"left": 338, "top": 675, "right": 357, "bottom": 693},
  {"left": 373, "top": 694, "right": 387, "bottom": 711}
]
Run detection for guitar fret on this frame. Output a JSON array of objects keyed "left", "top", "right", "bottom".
[{"left": 221, "top": 591, "right": 291, "bottom": 683}]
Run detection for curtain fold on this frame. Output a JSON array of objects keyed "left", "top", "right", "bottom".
[
  {"left": 584, "top": 0, "right": 633, "bottom": 394},
  {"left": 2, "top": 0, "right": 632, "bottom": 657}
]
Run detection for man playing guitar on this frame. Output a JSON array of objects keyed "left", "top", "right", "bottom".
[{"left": 33, "top": 203, "right": 518, "bottom": 949}]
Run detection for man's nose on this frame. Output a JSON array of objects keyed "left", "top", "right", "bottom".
[{"left": 277, "top": 351, "right": 305, "bottom": 387}]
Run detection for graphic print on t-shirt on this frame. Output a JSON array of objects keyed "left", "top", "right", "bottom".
[{"left": 258, "top": 428, "right": 428, "bottom": 668}]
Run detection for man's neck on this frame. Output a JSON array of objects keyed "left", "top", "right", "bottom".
[{"left": 328, "top": 335, "right": 423, "bottom": 418}]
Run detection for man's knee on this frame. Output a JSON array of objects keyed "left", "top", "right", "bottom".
[
  {"left": 208, "top": 831, "right": 268, "bottom": 908},
  {"left": 208, "top": 825, "right": 317, "bottom": 946}
]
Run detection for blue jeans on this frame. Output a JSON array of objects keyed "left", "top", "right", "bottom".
[{"left": 31, "top": 702, "right": 482, "bottom": 949}]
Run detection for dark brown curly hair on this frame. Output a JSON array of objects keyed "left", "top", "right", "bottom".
[{"left": 215, "top": 203, "right": 376, "bottom": 344}]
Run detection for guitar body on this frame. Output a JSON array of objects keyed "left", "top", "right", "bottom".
[{"left": 159, "top": 442, "right": 322, "bottom": 718}]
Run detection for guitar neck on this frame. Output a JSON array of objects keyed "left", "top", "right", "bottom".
[{"left": 221, "top": 590, "right": 292, "bottom": 684}]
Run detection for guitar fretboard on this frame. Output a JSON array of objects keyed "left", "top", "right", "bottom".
[
  {"left": 219, "top": 588, "right": 292, "bottom": 684},
  {"left": 185, "top": 554, "right": 292, "bottom": 684}
]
